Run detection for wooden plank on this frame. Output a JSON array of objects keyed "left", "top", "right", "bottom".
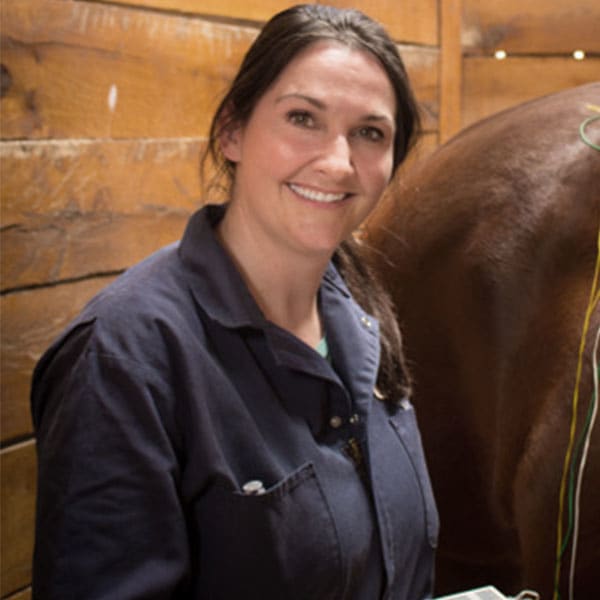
[
  {"left": 1, "top": 441, "right": 36, "bottom": 597},
  {"left": 1, "top": 212, "right": 190, "bottom": 291},
  {"left": 462, "top": 56, "right": 600, "bottom": 127},
  {"left": 1, "top": 278, "right": 114, "bottom": 443},
  {"left": 111, "top": 0, "right": 439, "bottom": 45},
  {"left": 462, "top": 0, "right": 600, "bottom": 55},
  {"left": 439, "top": 0, "right": 462, "bottom": 143},
  {"left": 3, "top": 588, "right": 31, "bottom": 600},
  {"left": 107, "top": 0, "right": 298, "bottom": 24},
  {"left": 1, "top": 137, "right": 204, "bottom": 223},
  {"left": 0, "top": 0, "right": 257, "bottom": 139},
  {"left": 0, "top": 0, "right": 438, "bottom": 140},
  {"left": 1, "top": 138, "right": 203, "bottom": 289},
  {"left": 398, "top": 45, "right": 439, "bottom": 133},
  {"left": 311, "top": 0, "right": 438, "bottom": 45}
]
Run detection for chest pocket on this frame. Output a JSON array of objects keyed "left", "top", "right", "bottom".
[
  {"left": 195, "top": 462, "right": 342, "bottom": 599},
  {"left": 389, "top": 400, "right": 440, "bottom": 548}
]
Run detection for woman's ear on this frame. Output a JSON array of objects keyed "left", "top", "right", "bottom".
[{"left": 218, "top": 110, "right": 243, "bottom": 163}]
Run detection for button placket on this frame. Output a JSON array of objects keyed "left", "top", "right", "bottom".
[
  {"left": 327, "top": 386, "right": 352, "bottom": 432},
  {"left": 329, "top": 412, "right": 362, "bottom": 430}
]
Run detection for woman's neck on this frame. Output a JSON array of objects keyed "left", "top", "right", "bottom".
[{"left": 216, "top": 209, "right": 330, "bottom": 348}]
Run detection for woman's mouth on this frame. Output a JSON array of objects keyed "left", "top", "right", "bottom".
[{"left": 288, "top": 183, "right": 348, "bottom": 203}]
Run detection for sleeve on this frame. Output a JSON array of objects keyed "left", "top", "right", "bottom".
[{"left": 31, "top": 321, "right": 190, "bottom": 600}]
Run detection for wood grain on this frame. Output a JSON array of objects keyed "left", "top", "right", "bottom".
[
  {"left": 322, "top": 0, "right": 438, "bottom": 45},
  {"left": 0, "top": 0, "right": 257, "bottom": 139},
  {"left": 3, "top": 588, "right": 31, "bottom": 600},
  {"left": 462, "top": 0, "right": 600, "bottom": 54},
  {"left": 1, "top": 0, "right": 439, "bottom": 141},
  {"left": 110, "top": 0, "right": 439, "bottom": 45},
  {"left": 398, "top": 45, "right": 439, "bottom": 133},
  {"left": 440, "top": 0, "right": 463, "bottom": 143},
  {"left": 108, "top": 0, "right": 299, "bottom": 24},
  {"left": 463, "top": 56, "right": 600, "bottom": 127},
  {"left": 1, "top": 138, "right": 203, "bottom": 289},
  {"left": 1, "top": 441, "right": 36, "bottom": 597}
]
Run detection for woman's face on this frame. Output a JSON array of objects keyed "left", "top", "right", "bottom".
[{"left": 221, "top": 40, "right": 397, "bottom": 258}]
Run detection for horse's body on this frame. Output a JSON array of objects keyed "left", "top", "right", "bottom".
[{"left": 368, "top": 83, "right": 600, "bottom": 598}]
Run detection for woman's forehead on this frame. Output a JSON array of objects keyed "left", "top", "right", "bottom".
[{"left": 265, "top": 41, "right": 396, "bottom": 116}]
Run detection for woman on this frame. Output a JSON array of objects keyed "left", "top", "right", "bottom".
[{"left": 31, "top": 4, "right": 439, "bottom": 599}]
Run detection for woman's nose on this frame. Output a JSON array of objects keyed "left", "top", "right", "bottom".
[{"left": 316, "top": 135, "right": 354, "bottom": 178}]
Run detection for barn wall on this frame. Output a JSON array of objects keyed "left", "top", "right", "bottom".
[
  {"left": 460, "top": 0, "right": 600, "bottom": 132},
  {"left": 0, "top": 0, "right": 598, "bottom": 597}
]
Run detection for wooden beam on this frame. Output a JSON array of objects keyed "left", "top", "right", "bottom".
[
  {"left": 3, "top": 588, "right": 31, "bottom": 600},
  {"left": 325, "top": 0, "right": 438, "bottom": 45},
  {"left": 462, "top": 0, "right": 600, "bottom": 55},
  {"left": 398, "top": 45, "right": 440, "bottom": 133},
  {"left": 111, "top": 0, "right": 440, "bottom": 45},
  {"left": 0, "top": 0, "right": 257, "bottom": 140},
  {"left": 462, "top": 55, "right": 600, "bottom": 127},
  {"left": 439, "top": 0, "right": 463, "bottom": 143},
  {"left": 1, "top": 138, "right": 204, "bottom": 290},
  {"left": 106, "top": 0, "right": 298, "bottom": 25},
  {"left": 1, "top": 441, "right": 36, "bottom": 597}
]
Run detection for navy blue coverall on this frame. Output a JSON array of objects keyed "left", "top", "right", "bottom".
[{"left": 31, "top": 204, "right": 438, "bottom": 599}]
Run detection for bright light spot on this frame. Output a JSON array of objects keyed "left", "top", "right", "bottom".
[
  {"left": 494, "top": 49, "right": 507, "bottom": 60},
  {"left": 573, "top": 50, "right": 585, "bottom": 60}
]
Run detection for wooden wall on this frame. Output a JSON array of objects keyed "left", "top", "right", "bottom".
[
  {"left": 460, "top": 0, "right": 600, "bottom": 135},
  {"left": 0, "top": 1, "right": 598, "bottom": 597}
]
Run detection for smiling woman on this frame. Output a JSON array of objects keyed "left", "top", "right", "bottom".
[
  {"left": 216, "top": 41, "right": 397, "bottom": 325},
  {"left": 30, "top": 4, "right": 437, "bottom": 600}
]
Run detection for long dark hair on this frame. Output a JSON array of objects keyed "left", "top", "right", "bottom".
[{"left": 201, "top": 3, "right": 417, "bottom": 402}]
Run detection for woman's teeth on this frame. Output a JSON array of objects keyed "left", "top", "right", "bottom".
[{"left": 289, "top": 183, "right": 347, "bottom": 203}]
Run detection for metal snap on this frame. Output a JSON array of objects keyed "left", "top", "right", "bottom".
[{"left": 329, "top": 415, "right": 343, "bottom": 429}]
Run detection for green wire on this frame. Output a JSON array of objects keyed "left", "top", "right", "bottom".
[
  {"left": 579, "top": 115, "right": 600, "bottom": 151},
  {"left": 559, "top": 386, "right": 597, "bottom": 557}
]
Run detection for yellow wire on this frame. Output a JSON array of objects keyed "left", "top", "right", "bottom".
[{"left": 553, "top": 226, "right": 600, "bottom": 599}]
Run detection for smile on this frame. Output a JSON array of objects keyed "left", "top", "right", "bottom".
[{"left": 288, "top": 183, "right": 348, "bottom": 203}]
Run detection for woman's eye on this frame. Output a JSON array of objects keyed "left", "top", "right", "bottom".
[
  {"left": 287, "top": 111, "right": 315, "bottom": 128},
  {"left": 356, "top": 126, "right": 385, "bottom": 142}
]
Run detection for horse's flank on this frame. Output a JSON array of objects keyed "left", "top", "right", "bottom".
[{"left": 368, "top": 82, "right": 600, "bottom": 597}]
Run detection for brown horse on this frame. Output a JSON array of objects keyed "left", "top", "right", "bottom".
[{"left": 368, "top": 83, "right": 600, "bottom": 598}]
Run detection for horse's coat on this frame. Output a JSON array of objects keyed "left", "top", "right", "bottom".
[{"left": 368, "top": 83, "right": 600, "bottom": 598}]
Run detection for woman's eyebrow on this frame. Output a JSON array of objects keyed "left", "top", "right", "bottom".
[{"left": 275, "top": 93, "right": 326, "bottom": 109}]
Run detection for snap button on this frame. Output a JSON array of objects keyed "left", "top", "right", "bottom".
[
  {"left": 329, "top": 415, "right": 343, "bottom": 429},
  {"left": 360, "top": 315, "right": 372, "bottom": 328},
  {"left": 349, "top": 413, "right": 360, "bottom": 425},
  {"left": 242, "top": 480, "right": 266, "bottom": 495}
]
